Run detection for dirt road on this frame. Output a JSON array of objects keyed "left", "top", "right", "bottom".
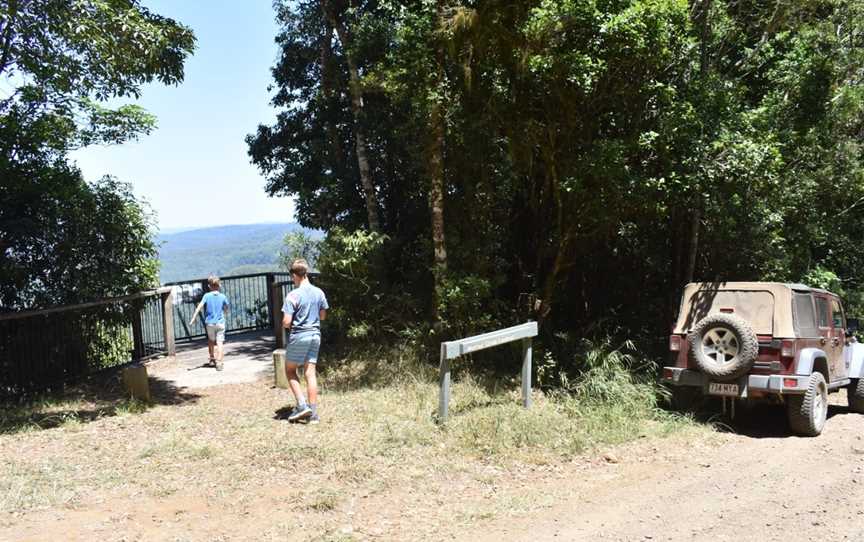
[{"left": 469, "top": 400, "right": 864, "bottom": 542}]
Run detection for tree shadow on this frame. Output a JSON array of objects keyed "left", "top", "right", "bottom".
[{"left": 0, "top": 370, "right": 202, "bottom": 435}]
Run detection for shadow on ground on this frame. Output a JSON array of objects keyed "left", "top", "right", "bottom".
[
  {"left": 0, "top": 371, "right": 201, "bottom": 435},
  {"left": 679, "top": 398, "right": 848, "bottom": 439}
]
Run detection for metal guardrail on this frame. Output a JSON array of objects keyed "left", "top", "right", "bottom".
[{"left": 437, "top": 321, "right": 538, "bottom": 423}]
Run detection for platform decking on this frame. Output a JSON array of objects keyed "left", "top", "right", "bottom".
[{"left": 147, "top": 329, "right": 277, "bottom": 389}]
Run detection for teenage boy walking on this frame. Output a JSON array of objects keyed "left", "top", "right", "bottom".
[
  {"left": 189, "top": 276, "right": 230, "bottom": 371},
  {"left": 282, "top": 259, "right": 329, "bottom": 423}
]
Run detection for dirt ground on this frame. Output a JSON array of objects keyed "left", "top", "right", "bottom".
[
  {"left": 3, "top": 348, "right": 864, "bottom": 541},
  {"left": 467, "top": 400, "right": 864, "bottom": 542}
]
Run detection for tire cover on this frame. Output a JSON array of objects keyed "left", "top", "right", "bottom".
[{"left": 687, "top": 313, "right": 758, "bottom": 381}]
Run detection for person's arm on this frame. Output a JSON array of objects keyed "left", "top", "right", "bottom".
[
  {"left": 319, "top": 309, "right": 327, "bottom": 321},
  {"left": 282, "top": 312, "right": 293, "bottom": 330},
  {"left": 189, "top": 301, "right": 204, "bottom": 326}
]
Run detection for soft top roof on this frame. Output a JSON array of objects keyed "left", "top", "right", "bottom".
[{"left": 672, "top": 282, "right": 827, "bottom": 337}]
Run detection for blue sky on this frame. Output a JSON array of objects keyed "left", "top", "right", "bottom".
[{"left": 70, "top": 0, "right": 293, "bottom": 232}]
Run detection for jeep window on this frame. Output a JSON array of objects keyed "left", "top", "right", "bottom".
[
  {"left": 793, "top": 293, "right": 819, "bottom": 337},
  {"left": 831, "top": 299, "right": 844, "bottom": 328},
  {"left": 816, "top": 297, "right": 830, "bottom": 328}
]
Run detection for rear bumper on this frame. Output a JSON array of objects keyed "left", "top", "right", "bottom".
[{"left": 662, "top": 367, "right": 809, "bottom": 396}]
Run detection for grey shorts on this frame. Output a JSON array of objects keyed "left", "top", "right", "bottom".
[
  {"left": 285, "top": 334, "right": 321, "bottom": 366},
  {"left": 206, "top": 323, "right": 226, "bottom": 344}
]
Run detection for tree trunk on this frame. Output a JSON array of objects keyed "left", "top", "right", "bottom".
[
  {"left": 684, "top": 204, "right": 701, "bottom": 284},
  {"left": 429, "top": 0, "right": 448, "bottom": 322},
  {"left": 321, "top": 1, "right": 381, "bottom": 233}
]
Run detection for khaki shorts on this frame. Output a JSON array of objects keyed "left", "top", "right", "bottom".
[{"left": 206, "top": 323, "right": 226, "bottom": 344}]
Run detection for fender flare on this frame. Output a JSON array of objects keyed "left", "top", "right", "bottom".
[{"left": 796, "top": 347, "right": 829, "bottom": 376}]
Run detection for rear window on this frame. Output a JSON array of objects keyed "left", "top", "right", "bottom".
[
  {"left": 793, "top": 293, "right": 818, "bottom": 337},
  {"left": 681, "top": 289, "right": 774, "bottom": 335}
]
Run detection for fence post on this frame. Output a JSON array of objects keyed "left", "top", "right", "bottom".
[
  {"left": 271, "top": 281, "right": 285, "bottom": 348},
  {"left": 159, "top": 287, "right": 176, "bottom": 356},
  {"left": 265, "top": 273, "right": 275, "bottom": 325},
  {"left": 521, "top": 337, "right": 532, "bottom": 408},
  {"left": 131, "top": 300, "right": 144, "bottom": 361},
  {"left": 438, "top": 342, "right": 450, "bottom": 423}
]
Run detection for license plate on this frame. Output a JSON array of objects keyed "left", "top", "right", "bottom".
[{"left": 708, "top": 382, "right": 739, "bottom": 396}]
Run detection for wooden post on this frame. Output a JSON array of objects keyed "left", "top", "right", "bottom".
[
  {"left": 131, "top": 300, "right": 144, "bottom": 361},
  {"left": 159, "top": 287, "right": 176, "bottom": 356},
  {"left": 438, "top": 343, "right": 451, "bottom": 423},
  {"left": 521, "top": 337, "right": 532, "bottom": 408},
  {"left": 123, "top": 364, "right": 150, "bottom": 401},
  {"left": 265, "top": 273, "right": 275, "bottom": 327},
  {"left": 272, "top": 348, "right": 289, "bottom": 389},
  {"left": 271, "top": 281, "right": 285, "bottom": 348}
]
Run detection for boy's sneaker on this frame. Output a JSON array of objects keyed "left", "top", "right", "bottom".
[
  {"left": 308, "top": 406, "right": 320, "bottom": 425},
  {"left": 215, "top": 360, "right": 224, "bottom": 371},
  {"left": 288, "top": 404, "right": 312, "bottom": 422}
]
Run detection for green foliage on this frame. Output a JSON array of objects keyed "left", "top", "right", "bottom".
[
  {"left": 252, "top": 0, "right": 864, "bottom": 369},
  {"left": 279, "top": 230, "right": 322, "bottom": 270},
  {"left": 0, "top": 0, "right": 195, "bottom": 308}
]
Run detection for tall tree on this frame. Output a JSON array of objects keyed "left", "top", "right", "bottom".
[{"left": 0, "top": 0, "right": 195, "bottom": 309}]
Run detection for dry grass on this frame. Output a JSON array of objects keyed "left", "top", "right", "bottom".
[{"left": 0, "top": 347, "right": 703, "bottom": 540}]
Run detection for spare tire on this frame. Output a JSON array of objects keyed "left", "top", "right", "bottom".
[{"left": 687, "top": 313, "right": 758, "bottom": 381}]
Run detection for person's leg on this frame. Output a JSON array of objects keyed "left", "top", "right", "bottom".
[
  {"left": 305, "top": 362, "right": 317, "bottom": 405},
  {"left": 285, "top": 361, "right": 312, "bottom": 421},
  {"left": 214, "top": 324, "right": 225, "bottom": 370},
  {"left": 206, "top": 325, "right": 216, "bottom": 364},
  {"left": 305, "top": 336, "right": 321, "bottom": 423}
]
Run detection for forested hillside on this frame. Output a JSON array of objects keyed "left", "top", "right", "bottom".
[
  {"left": 156, "top": 223, "right": 312, "bottom": 283},
  {"left": 248, "top": 1, "right": 864, "bottom": 365}
]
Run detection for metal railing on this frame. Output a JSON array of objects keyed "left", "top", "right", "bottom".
[
  {"left": 0, "top": 272, "right": 318, "bottom": 398},
  {"left": 0, "top": 288, "right": 175, "bottom": 398},
  {"left": 163, "top": 272, "right": 292, "bottom": 342}
]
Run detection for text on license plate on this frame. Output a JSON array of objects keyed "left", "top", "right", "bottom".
[{"left": 708, "top": 382, "right": 739, "bottom": 396}]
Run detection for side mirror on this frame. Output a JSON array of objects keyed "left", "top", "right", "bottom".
[{"left": 847, "top": 318, "right": 859, "bottom": 337}]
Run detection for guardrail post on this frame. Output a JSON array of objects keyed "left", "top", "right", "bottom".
[
  {"left": 521, "top": 337, "right": 532, "bottom": 408},
  {"left": 271, "top": 281, "right": 285, "bottom": 348},
  {"left": 159, "top": 287, "right": 176, "bottom": 356},
  {"left": 438, "top": 342, "right": 451, "bottom": 423}
]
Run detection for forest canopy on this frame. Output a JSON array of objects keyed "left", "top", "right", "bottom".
[{"left": 249, "top": 0, "right": 864, "bottom": 356}]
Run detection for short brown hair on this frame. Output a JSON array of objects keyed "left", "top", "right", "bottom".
[
  {"left": 208, "top": 275, "right": 221, "bottom": 290},
  {"left": 290, "top": 258, "right": 309, "bottom": 278}
]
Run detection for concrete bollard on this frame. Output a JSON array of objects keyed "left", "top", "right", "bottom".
[
  {"left": 273, "top": 349, "right": 289, "bottom": 389},
  {"left": 122, "top": 364, "right": 150, "bottom": 401}
]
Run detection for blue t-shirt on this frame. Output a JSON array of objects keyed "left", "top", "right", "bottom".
[
  {"left": 201, "top": 291, "right": 229, "bottom": 325},
  {"left": 282, "top": 283, "right": 329, "bottom": 336}
]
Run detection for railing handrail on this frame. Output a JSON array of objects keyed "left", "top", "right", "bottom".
[
  {"left": 162, "top": 271, "right": 291, "bottom": 286},
  {"left": 0, "top": 287, "right": 173, "bottom": 322}
]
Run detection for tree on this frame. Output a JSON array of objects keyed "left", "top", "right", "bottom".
[{"left": 0, "top": 0, "right": 195, "bottom": 309}]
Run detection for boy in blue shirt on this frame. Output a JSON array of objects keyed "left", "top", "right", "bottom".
[
  {"left": 282, "top": 258, "right": 329, "bottom": 423},
  {"left": 189, "top": 276, "right": 230, "bottom": 371}
]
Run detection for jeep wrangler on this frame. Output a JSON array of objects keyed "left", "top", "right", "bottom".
[{"left": 661, "top": 282, "right": 864, "bottom": 436}]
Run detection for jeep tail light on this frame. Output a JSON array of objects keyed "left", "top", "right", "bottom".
[
  {"left": 720, "top": 308, "right": 734, "bottom": 313},
  {"left": 663, "top": 368, "right": 674, "bottom": 380},
  {"left": 783, "top": 377, "right": 798, "bottom": 388},
  {"left": 780, "top": 339, "right": 796, "bottom": 358},
  {"left": 669, "top": 335, "right": 681, "bottom": 352}
]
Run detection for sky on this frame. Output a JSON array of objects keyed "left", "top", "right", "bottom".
[{"left": 70, "top": 0, "right": 294, "bottom": 233}]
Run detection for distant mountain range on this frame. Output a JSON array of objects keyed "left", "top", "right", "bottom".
[{"left": 156, "top": 223, "right": 317, "bottom": 284}]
